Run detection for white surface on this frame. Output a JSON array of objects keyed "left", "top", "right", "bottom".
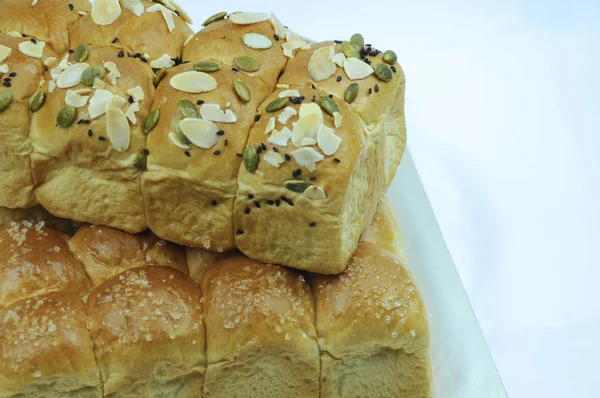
[{"left": 180, "top": 1, "right": 599, "bottom": 396}]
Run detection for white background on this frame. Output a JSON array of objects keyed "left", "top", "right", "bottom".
[{"left": 180, "top": 1, "right": 599, "bottom": 397}]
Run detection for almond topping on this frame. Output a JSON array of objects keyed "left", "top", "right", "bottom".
[
  {"left": 264, "top": 117, "right": 275, "bottom": 135},
  {"left": 56, "top": 63, "right": 89, "bottom": 88},
  {"left": 267, "top": 127, "right": 293, "bottom": 147},
  {"left": 170, "top": 71, "right": 217, "bottom": 93},
  {"left": 270, "top": 13, "right": 286, "bottom": 39},
  {"left": 242, "top": 33, "right": 272, "bottom": 50},
  {"left": 308, "top": 46, "right": 336, "bottom": 82},
  {"left": 290, "top": 147, "right": 324, "bottom": 172},
  {"left": 0, "top": 65, "right": 8, "bottom": 74},
  {"left": 106, "top": 108, "right": 130, "bottom": 152},
  {"left": 279, "top": 89, "right": 301, "bottom": 98},
  {"left": 149, "top": 54, "right": 175, "bottom": 69},
  {"left": 200, "top": 103, "right": 237, "bottom": 123},
  {"left": 126, "top": 86, "right": 144, "bottom": 102},
  {"left": 229, "top": 12, "right": 270, "bottom": 25},
  {"left": 331, "top": 52, "right": 346, "bottom": 67},
  {"left": 168, "top": 132, "right": 190, "bottom": 149},
  {"left": 125, "top": 102, "right": 140, "bottom": 124},
  {"left": 93, "top": 78, "right": 106, "bottom": 89},
  {"left": 278, "top": 106, "right": 297, "bottom": 125},
  {"left": 0, "top": 45, "right": 11, "bottom": 63},
  {"left": 91, "top": 0, "right": 122, "bottom": 26},
  {"left": 343, "top": 57, "right": 374, "bottom": 80},
  {"left": 317, "top": 124, "right": 342, "bottom": 156},
  {"left": 179, "top": 118, "right": 220, "bottom": 148},
  {"left": 18, "top": 40, "right": 45, "bottom": 59},
  {"left": 333, "top": 111, "right": 343, "bottom": 128},
  {"left": 303, "top": 186, "right": 327, "bottom": 199},
  {"left": 263, "top": 150, "right": 285, "bottom": 167},
  {"left": 65, "top": 89, "right": 91, "bottom": 108},
  {"left": 122, "top": 0, "right": 145, "bottom": 17}
]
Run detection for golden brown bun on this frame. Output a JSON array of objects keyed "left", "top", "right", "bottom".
[
  {"left": 69, "top": 1, "right": 193, "bottom": 62},
  {"left": 0, "top": 205, "right": 74, "bottom": 234},
  {"left": 313, "top": 242, "right": 431, "bottom": 397},
  {"left": 69, "top": 224, "right": 187, "bottom": 286},
  {"left": 280, "top": 41, "right": 406, "bottom": 187},
  {"left": 185, "top": 247, "right": 240, "bottom": 284},
  {"left": 0, "top": 221, "right": 91, "bottom": 308},
  {"left": 234, "top": 87, "right": 385, "bottom": 274},
  {"left": 201, "top": 257, "right": 320, "bottom": 398},
  {"left": 0, "top": 35, "right": 57, "bottom": 209},
  {"left": 86, "top": 266, "right": 205, "bottom": 397},
  {"left": 30, "top": 44, "right": 155, "bottom": 233},
  {"left": 361, "top": 197, "right": 408, "bottom": 264},
  {"left": 0, "top": 0, "right": 90, "bottom": 55},
  {"left": 0, "top": 292, "right": 102, "bottom": 398},
  {"left": 143, "top": 19, "right": 287, "bottom": 250}
]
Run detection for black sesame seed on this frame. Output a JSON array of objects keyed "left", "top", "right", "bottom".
[
  {"left": 224, "top": 139, "right": 228, "bottom": 146},
  {"left": 196, "top": 99, "right": 204, "bottom": 105},
  {"left": 375, "top": 84, "right": 380, "bottom": 93},
  {"left": 364, "top": 58, "right": 371, "bottom": 65},
  {"left": 309, "top": 222, "right": 317, "bottom": 227},
  {"left": 334, "top": 40, "right": 342, "bottom": 44},
  {"left": 185, "top": 151, "right": 191, "bottom": 157},
  {"left": 128, "top": 96, "right": 134, "bottom": 103},
  {"left": 236, "top": 153, "right": 243, "bottom": 158},
  {"left": 256, "top": 146, "right": 262, "bottom": 154},
  {"left": 98, "top": 136, "right": 106, "bottom": 141},
  {"left": 248, "top": 194, "right": 254, "bottom": 199},
  {"left": 112, "top": 37, "right": 119, "bottom": 44},
  {"left": 391, "top": 66, "right": 397, "bottom": 73},
  {"left": 284, "top": 153, "right": 291, "bottom": 161},
  {"left": 336, "top": 76, "right": 342, "bottom": 82},
  {"left": 254, "top": 201, "right": 261, "bottom": 208},
  {"left": 232, "top": 67, "right": 239, "bottom": 72},
  {"left": 2, "top": 81, "right": 11, "bottom": 87},
  {"left": 267, "top": 200, "right": 274, "bottom": 205},
  {"left": 272, "top": 147, "right": 279, "bottom": 153},
  {"left": 369, "top": 51, "right": 378, "bottom": 57},
  {"left": 212, "top": 200, "right": 217, "bottom": 206},
  {"left": 274, "top": 34, "right": 280, "bottom": 41},
  {"left": 281, "top": 196, "right": 294, "bottom": 206},
  {"left": 292, "top": 168, "right": 301, "bottom": 178},
  {"left": 143, "top": 149, "right": 150, "bottom": 156},
  {"left": 311, "top": 84, "right": 316, "bottom": 89},
  {"left": 140, "top": 57, "right": 148, "bottom": 63},
  {"left": 69, "top": 3, "right": 74, "bottom": 11},
  {"left": 236, "top": 229, "right": 244, "bottom": 235},
  {"left": 312, "top": 95, "right": 316, "bottom": 103},
  {"left": 118, "top": 50, "right": 124, "bottom": 57},
  {"left": 3, "top": 77, "right": 10, "bottom": 82},
  {"left": 30, "top": 38, "right": 37, "bottom": 44},
  {"left": 254, "top": 114, "right": 261, "bottom": 122},
  {"left": 334, "top": 158, "right": 341, "bottom": 163},
  {"left": 309, "top": 176, "right": 316, "bottom": 181},
  {"left": 82, "top": 120, "right": 90, "bottom": 124},
  {"left": 328, "top": 94, "right": 333, "bottom": 99},
  {"left": 21, "top": 33, "right": 27, "bottom": 37},
  {"left": 213, "top": 150, "right": 221, "bottom": 155},
  {"left": 275, "top": 199, "right": 281, "bottom": 206},
  {"left": 261, "top": 143, "right": 266, "bottom": 151},
  {"left": 174, "top": 10, "right": 180, "bottom": 16},
  {"left": 76, "top": 119, "right": 83, "bottom": 124},
  {"left": 216, "top": 130, "right": 225, "bottom": 136},
  {"left": 244, "top": 207, "right": 250, "bottom": 214},
  {"left": 133, "top": 53, "right": 140, "bottom": 58},
  {"left": 290, "top": 96, "right": 305, "bottom": 104},
  {"left": 8, "top": 72, "right": 17, "bottom": 77},
  {"left": 369, "top": 88, "right": 372, "bottom": 95},
  {"left": 88, "top": 129, "right": 93, "bottom": 137}
]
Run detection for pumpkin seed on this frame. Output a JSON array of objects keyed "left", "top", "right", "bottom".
[
  {"left": 344, "top": 83, "right": 359, "bottom": 104},
  {"left": 153, "top": 67, "right": 167, "bottom": 87},
  {"left": 374, "top": 63, "right": 393, "bottom": 82},
  {"left": 319, "top": 95, "right": 339, "bottom": 116},
  {"left": 178, "top": 99, "right": 198, "bottom": 118},
  {"left": 243, "top": 145, "right": 258, "bottom": 173},
  {"left": 234, "top": 55, "right": 259, "bottom": 72},
  {"left": 233, "top": 79, "right": 251, "bottom": 102},
  {"left": 0, "top": 92, "right": 12, "bottom": 112},
  {"left": 80, "top": 65, "right": 105, "bottom": 86},
  {"left": 193, "top": 61, "right": 220, "bottom": 73},
  {"left": 132, "top": 152, "right": 147, "bottom": 171},
  {"left": 285, "top": 180, "right": 311, "bottom": 193},
  {"left": 350, "top": 33, "right": 364, "bottom": 50},
  {"left": 202, "top": 11, "right": 227, "bottom": 27},
  {"left": 265, "top": 97, "right": 288, "bottom": 112},
  {"left": 57, "top": 105, "right": 76, "bottom": 128},
  {"left": 175, "top": 126, "right": 190, "bottom": 145},
  {"left": 144, "top": 108, "right": 160, "bottom": 134},
  {"left": 383, "top": 50, "right": 397, "bottom": 65},
  {"left": 74, "top": 43, "right": 89, "bottom": 63},
  {"left": 30, "top": 91, "right": 45, "bottom": 112},
  {"left": 342, "top": 42, "right": 360, "bottom": 59}
]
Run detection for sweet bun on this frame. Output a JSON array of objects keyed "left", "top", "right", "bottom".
[
  {"left": 0, "top": 205, "right": 74, "bottom": 234},
  {"left": 201, "top": 257, "right": 320, "bottom": 398},
  {"left": 69, "top": 224, "right": 187, "bottom": 286},
  {"left": 69, "top": 0, "right": 193, "bottom": 63},
  {"left": 86, "top": 266, "right": 205, "bottom": 397},
  {"left": 0, "top": 292, "right": 102, "bottom": 398},
  {"left": 185, "top": 247, "right": 240, "bottom": 284},
  {"left": 313, "top": 242, "right": 431, "bottom": 398},
  {"left": 0, "top": 34, "right": 57, "bottom": 209},
  {"left": 0, "top": 221, "right": 91, "bottom": 308},
  {"left": 30, "top": 43, "right": 155, "bottom": 233},
  {"left": 0, "top": 0, "right": 91, "bottom": 55},
  {"left": 361, "top": 197, "right": 408, "bottom": 264}
]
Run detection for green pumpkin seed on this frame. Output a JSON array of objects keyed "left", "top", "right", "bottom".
[
  {"left": 243, "top": 145, "right": 258, "bottom": 173},
  {"left": 132, "top": 152, "right": 147, "bottom": 171},
  {"left": 176, "top": 126, "right": 190, "bottom": 145},
  {"left": 265, "top": 97, "right": 288, "bottom": 113},
  {"left": 342, "top": 42, "right": 360, "bottom": 59},
  {"left": 144, "top": 108, "right": 160, "bottom": 134},
  {"left": 153, "top": 67, "right": 167, "bottom": 87},
  {"left": 178, "top": 99, "right": 198, "bottom": 118},
  {"left": 74, "top": 43, "right": 89, "bottom": 63},
  {"left": 382, "top": 50, "right": 397, "bottom": 65},
  {"left": 319, "top": 95, "right": 339, "bottom": 116},
  {"left": 233, "top": 79, "right": 251, "bottom": 102},
  {"left": 285, "top": 180, "right": 311, "bottom": 193},
  {"left": 344, "top": 83, "right": 359, "bottom": 104},
  {"left": 350, "top": 33, "right": 364, "bottom": 50},
  {"left": 80, "top": 65, "right": 105, "bottom": 86},
  {"left": 30, "top": 91, "right": 45, "bottom": 113},
  {"left": 202, "top": 11, "right": 227, "bottom": 27},
  {"left": 234, "top": 55, "right": 259, "bottom": 72},
  {"left": 57, "top": 105, "right": 76, "bottom": 128},
  {"left": 374, "top": 63, "right": 393, "bottom": 82},
  {"left": 193, "top": 61, "right": 220, "bottom": 72},
  {"left": 0, "top": 92, "right": 12, "bottom": 113}
]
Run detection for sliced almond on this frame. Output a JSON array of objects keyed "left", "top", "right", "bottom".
[
  {"left": 93, "top": 78, "right": 106, "bottom": 89},
  {"left": 282, "top": 40, "right": 306, "bottom": 58},
  {"left": 88, "top": 89, "right": 113, "bottom": 119},
  {"left": 279, "top": 89, "right": 301, "bottom": 98},
  {"left": 48, "top": 81, "right": 56, "bottom": 93},
  {"left": 122, "top": 0, "right": 145, "bottom": 17},
  {"left": 159, "top": 6, "right": 176, "bottom": 32},
  {"left": 91, "top": 0, "right": 122, "bottom": 26},
  {"left": 125, "top": 102, "right": 140, "bottom": 124},
  {"left": 43, "top": 56, "right": 57, "bottom": 67},
  {"left": 170, "top": 71, "right": 217, "bottom": 93},
  {"left": 267, "top": 126, "right": 293, "bottom": 147},
  {"left": 199, "top": 103, "right": 237, "bottom": 123},
  {"left": 301, "top": 137, "right": 317, "bottom": 146},
  {"left": 278, "top": 106, "right": 297, "bottom": 125},
  {"left": 106, "top": 108, "right": 130, "bottom": 152},
  {"left": 298, "top": 102, "right": 324, "bottom": 122},
  {"left": 103, "top": 61, "right": 121, "bottom": 86},
  {"left": 331, "top": 52, "right": 346, "bottom": 67},
  {"left": 290, "top": 147, "right": 324, "bottom": 172},
  {"left": 38, "top": 78, "right": 45, "bottom": 87},
  {"left": 170, "top": 0, "right": 193, "bottom": 24},
  {"left": 264, "top": 117, "right": 275, "bottom": 135},
  {"left": 126, "top": 86, "right": 144, "bottom": 102},
  {"left": 230, "top": 12, "right": 270, "bottom": 25},
  {"left": 6, "top": 32, "right": 22, "bottom": 38},
  {"left": 183, "top": 33, "right": 195, "bottom": 47},
  {"left": 333, "top": 111, "right": 343, "bottom": 128},
  {"left": 301, "top": 44, "right": 312, "bottom": 50},
  {"left": 56, "top": 63, "right": 89, "bottom": 88},
  {"left": 308, "top": 46, "right": 336, "bottom": 82},
  {"left": 276, "top": 84, "right": 290, "bottom": 89},
  {"left": 179, "top": 118, "right": 220, "bottom": 148},
  {"left": 270, "top": 13, "right": 286, "bottom": 39},
  {"left": 149, "top": 54, "right": 175, "bottom": 69},
  {"left": 292, "top": 114, "right": 321, "bottom": 146},
  {"left": 242, "top": 33, "right": 272, "bottom": 50},
  {"left": 0, "top": 64, "right": 9, "bottom": 74},
  {"left": 106, "top": 95, "right": 127, "bottom": 111},
  {"left": 168, "top": 132, "right": 190, "bottom": 149},
  {"left": 65, "top": 89, "right": 91, "bottom": 108},
  {"left": 343, "top": 57, "right": 374, "bottom": 80},
  {"left": 263, "top": 150, "right": 285, "bottom": 167},
  {"left": 18, "top": 40, "right": 45, "bottom": 59},
  {"left": 303, "top": 186, "right": 327, "bottom": 199},
  {"left": 0, "top": 45, "right": 11, "bottom": 63},
  {"left": 317, "top": 124, "right": 342, "bottom": 156},
  {"left": 31, "top": 0, "right": 38, "bottom": 5}
]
